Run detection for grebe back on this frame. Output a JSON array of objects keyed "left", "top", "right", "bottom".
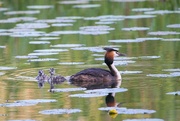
[{"left": 69, "top": 47, "right": 125, "bottom": 89}]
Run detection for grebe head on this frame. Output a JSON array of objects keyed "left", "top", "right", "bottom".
[
  {"left": 49, "top": 68, "right": 55, "bottom": 75},
  {"left": 38, "top": 70, "right": 44, "bottom": 76},
  {"left": 104, "top": 47, "right": 125, "bottom": 65}
]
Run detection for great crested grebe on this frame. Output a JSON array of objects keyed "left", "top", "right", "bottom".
[
  {"left": 48, "top": 68, "right": 66, "bottom": 90},
  {"left": 69, "top": 47, "right": 125, "bottom": 89}
]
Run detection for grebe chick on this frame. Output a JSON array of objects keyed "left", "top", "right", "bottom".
[
  {"left": 36, "top": 70, "right": 48, "bottom": 88},
  {"left": 69, "top": 47, "right": 125, "bottom": 89},
  {"left": 48, "top": 68, "right": 66, "bottom": 90}
]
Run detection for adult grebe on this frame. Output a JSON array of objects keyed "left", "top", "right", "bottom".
[{"left": 69, "top": 47, "right": 125, "bottom": 89}]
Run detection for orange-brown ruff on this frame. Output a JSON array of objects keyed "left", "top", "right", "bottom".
[{"left": 69, "top": 47, "right": 125, "bottom": 89}]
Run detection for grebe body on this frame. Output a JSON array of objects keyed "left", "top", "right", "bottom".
[
  {"left": 48, "top": 68, "right": 66, "bottom": 89},
  {"left": 69, "top": 47, "right": 125, "bottom": 89}
]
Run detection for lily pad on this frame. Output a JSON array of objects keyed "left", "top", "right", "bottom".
[
  {"left": 59, "top": 0, "right": 88, "bottom": 4},
  {"left": 0, "top": 102, "right": 37, "bottom": 107},
  {"left": 0, "top": 7, "right": 9, "bottom": 11},
  {"left": 0, "top": 46, "right": 6, "bottom": 48},
  {"left": 85, "top": 88, "right": 128, "bottom": 94},
  {"left": 58, "top": 62, "right": 84, "bottom": 65},
  {"left": 4, "top": 10, "right": 40, "bottom": 15},
  {"left": 163, "top": 68, "right": 180, "bottom": 72},
  {"left": 69, "top": 93, "right": 107, "bottom": 98},
  {"left": 35, "top": 37, "right": 60, "bottom": 40},
  {"left": 132, "top": 8, "right": 154, "bottom": 12},
  {"left": 111, "top": 0, "right": 146, "bottom": 2},
  {"left": 73, "top": 4, "right": 101, "bottom": 8},
  {"left": 166, "top": 24, "right": 180, "bottom": 28},
  {"left": 162, "top": 38, "right": 180, "bottom": 41},
  {"left": 148, "top": 31, "right": 180, "bottom": 36},
  {"left": 109, "top": 39, "right": 144, "bottom": 43},
  {"left": 11, "top": 31, "right": 45, "bottom": 37},
  {"left": 80, "top": 31, "right": 109, "bottom": 35},
  {"left": 29, "top": 41, "right": 50, "bottom": 44},
  {"left": 0, "top": 72, "right": 5, "bottom": 76},
  {"left": 34, "top": 49, "right": 68, "bottom": 53},
  {"left": 50, "top": 44, "right": 84, "bottom": 48},
  {"left": 122, "top": 27, "right": 149, "bottom": 31},
  {"left": 99, "top": 107, "right": 156, "bottom": 114},
  {"left": 123, "top": 118, "right": 164, "bottom": 121},
  {"left": 120, "top": 71, "right": 142, "bottom": 74},
  {"left": 166, "top": 91, "right": 180, "bottom": 95},
  {"left": 50, "top": 31, "right": 80, "bottom": 35},
  {"left": 51, "top": 23, "right": 73, "bottom": 27},
  {"left": 15, "top": 55, "right": 38, "bottom": 59},
  {"left": 27, "top": 5, "right": 54, "bottom": 9},
  {"left": 139, "top": 56, "right": 160, "bottom": 59},
  {"left": 147, "top": 72, "right": 180, "bottom": 78},
  {"left": 144, "top": 10, "right": 175, "bottom": 15},
  {"left": 125, "top": 15, "right": 156, "bottom": 19},
  {"left": 39, "top": 108, "right": 81, "bottom": 115},
  {"left": 7, "top": 119, "right": 36, "bottom": 121},
  {"left": 28, "top": 58, "right": 58, "bottom": 62},
  {"left": 0, "top": 99, "right": 57, "bottom": 107},
  {"left": 50, "top": 88, "right": 86, "bottom": 92},
  {"left": 0, "top": 66, "right": 17, "bottom": 70},
  {"left": 15, "top": 99, "right": 57, "bottom": 103},
  {"left": 8, "top": 17, "right": 37, "bottom": 22},
  {"left": 28, "top": 52, "right": 58, "bottom": 56},
  {"left": 16, "top": 23, "right": 50, "bottom": 29}
]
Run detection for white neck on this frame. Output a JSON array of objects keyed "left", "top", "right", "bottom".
[{"left": 109, "top": 63, "right": 121, "bottom": 80}]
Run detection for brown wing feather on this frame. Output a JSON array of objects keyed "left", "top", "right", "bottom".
[{"left": 69, "top": 68, "right": 117, "bottom": 89}]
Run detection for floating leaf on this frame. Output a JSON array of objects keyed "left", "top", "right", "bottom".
[
  {"left": 50, "top": 88, "right": 86, "bottom": 92},
  {"left": 4, "top": 10, "right": 40, "bottom": 15},
  {"left": 15, "top": 55, "right": 38, "bottom": 59},
  {"left": 27, "top": 5, "right": 54, "bottom": 9},
  {"left": 28, "top": 58, "right": 58, "bottom": 62},
  {"left": 0, "top": 66, "right": 17, "bottom": 70},
  {"left": 109, "top": 39, "right": 144, "bottom": 43},
  {"left": 120, "top": 71, "right": 143, "bottom": 74},
  {"left": 139, "top": 56, "right": 160, "bottom": 59},
  {"left": 29, "top": 41, "right": 50, "bottom": 44},
  {"left": 34, "top": 49, "right": 68, "bottom": 53},
  {"left": 132, "top": 8, "right": 154, "bottom": 12},
  {"left": 39, "top": 108, "right": 82, "bottom": 115},
  {"left": 59, "top": 0, "right": 89, "bottom": 4},
  {"left": 123, "top": 118, "right": 164, "bottom": 121},
  {"left": 144, "top": 10, "right": 175, "bottom": 15},
  {"left": 166, "top": 91, "right": 180, "bottom": 95},
  {"left": 85, "top": 88, "right": 128, "bottom": 94},
  {"left": 16, "top": 23, "right": 50, "bottom": 29},
  {"left": 15, "top": 99, "right": 57, "bottom": 104},
  {"left": 163, "top": 68, "right": 180, "bottom": 72},
  {"left": 148, "top": 31, "right": 180, "bottom": 36},
  {"left": 0, "top": 99, "right": 57, "bottom": 107},
  {"left": 69, "top": 93, "right": 107, "bottom": 98},
  {"left": 58, "top": 62, "right": 84, "bottom": 65},
  {"left": 122, "top": 27, "right": 149, "bottom": 31},
  {"left": 73, "top": 4, "right": 101, "bottom": 8},
  {"left": 35, "top": 37, "right": 60, "bottom": 40},
  {"left": 50, "top": 44, "right": 84, "bottom": 48},
  {"left": 99, "top": 107, "right": 156, "bottom": 114},
  {"left": 162, "top": 38, "right": 180, "bottom": 41},
  {"left": 28, "top": 52, "right": 58, "bottom": 56},
  {"left": 166, "top": 24, "right": 180, "bottom": 28}
]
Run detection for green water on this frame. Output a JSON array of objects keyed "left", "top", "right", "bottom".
[{"left": 0, "top": 0, "right": 180, "bottom": 121}]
